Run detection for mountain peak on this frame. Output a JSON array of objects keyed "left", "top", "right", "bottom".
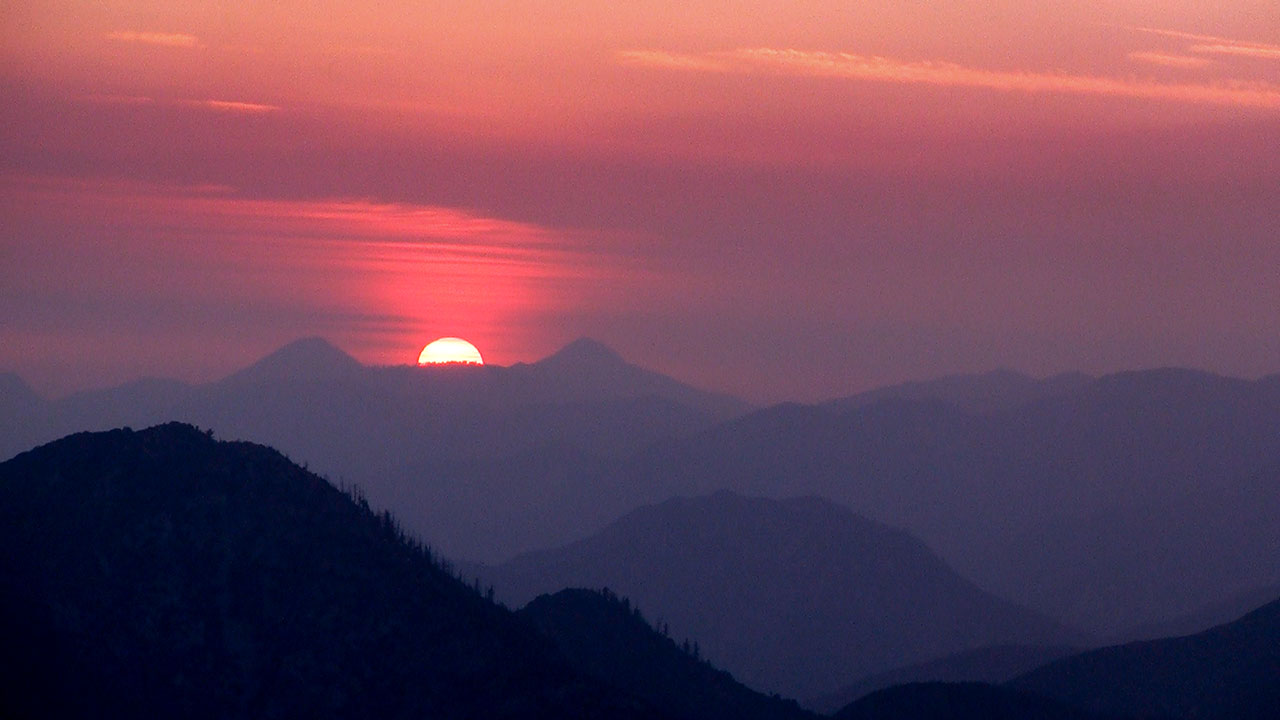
[
  {"left": 540, "top": 338, "right": 627, "bottom": 367},
  {"left": 0, "top": 424, "right": 662, "bottom": 719},
  {"left": 222, "top": 337, "right": 362, "bottom": 384},
  {"left": 490, "top": 491, "right": 1073, "bottom": 699},
  {"left": 0, "top": 372, "right": 42, "bottom": 407},
  {"left": 268, "top": 336, "right": 359, "bottom": 363}
]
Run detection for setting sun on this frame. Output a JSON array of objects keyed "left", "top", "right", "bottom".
[{"left": 418, "top": 337, "right": 484, "bottom": 365}]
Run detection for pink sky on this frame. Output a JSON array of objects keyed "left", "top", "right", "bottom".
[{"left": 2, "top": 1, "right": 1279, "bottom": 401}]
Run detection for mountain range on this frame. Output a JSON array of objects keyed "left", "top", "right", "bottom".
[
  {"left": 0, "top": 337, "right": 746, "bottom": 562},
  {"left": 5, "top": 424, "right": 1276, "bottom": 718},
  {"left": 3, "top": 339, "right": 1279, "bottom": 638},
  {"left": 599, "top": 368, "right": 1280, "bottom": 634},
  {"left": 479, "top": 491, "right": 1077, "bottom": 700}
]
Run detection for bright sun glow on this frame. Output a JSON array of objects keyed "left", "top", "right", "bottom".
[{"left": 418, "top": 337, "right": 484, "bottom": 365}]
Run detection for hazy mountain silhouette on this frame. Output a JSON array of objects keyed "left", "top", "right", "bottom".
[
  {"left": 0, "top": 337, "right": 749, "bottom": 561},
  {"left": 828, "top": 368, "right": 1093, "bottom": 415},
  {"left": 812, "top": 644, "right": 1079, "bottom": 713},
  {"left": 216, "top": 336, "right": 364, "bottom": 385},
  {"left": 605, "top": 369, "right": 1280, "bottom": 634},
  {"left": 1011, "top": 596, "right": 1280, "bottom": 719},
  {"left": 0, "top": 371, "right": 41, "bottom": 410},
  {"left": 55, "top": 377, "right": 194, "bottom": 431},
  {"left": 5, "top": 348, "right": 1278, "bottom": 633},
  {"left": 0, "top": 424, "right": 668, "bottom": 720},
  {"left": 0, "top": 372, "right": 48, "bottom": 458},
  {"left": 519, "top": 588, "right": 814, "bottom": 720},
  {"left": 831, "top": 682, "right": 1127, "bottom": 720},
  {"left": 1116, "top": 583, "right": 1280, "bottom": 642},
  {"left": 481, "top": 491, "right": 1076, "bottom": 700},
  {"left": 500, "top": 338, "right": 746, "bottom": 417}
]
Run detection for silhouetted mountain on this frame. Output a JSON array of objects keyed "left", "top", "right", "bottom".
[
  {"left": 482, "top": 491, "right": 1075, "bottom": 700},
  {"left": 215, "top": 336, "right": 363, "bottom": 385},
  {"left": 54, "top": 377, "right": 194, "bottom": 431},
  {"left": 0, "top": 338, "right": 749, "bottom": 561},
  {"left": 6, "top": 351, "right": 1279, "bottom": 633},
  {"left": 0, "top": 373, "right": 49, "bottom": 460},
  {"left": 0, "top": 371, "right": 41, "bottom": 410},
  {"left": 519, "top": 588, "right": 814, "bottom": 720},
  {"left": 506, "top": 337, "right": 748, "bottom": 417},
  {"left": 812, "top": 645, "right": 1079, "bottom": 713},
  {"left": 605, "top": 369, "right": 1280, "bottom": 634},
  {"left": 537, "top": 337, "right": 627, "bottom": 367},
  {"left": 831, "top": 682, "right": 1124, "bottom": 720},
  {"left": 1012, "top": 597, "right": 1280, "bottom": 719},
  {"left": 1115, "top": 583, "right": 1280, "bottom": 642},
  {"left": 0, "top": 424, "right": 665, "bottom": 720},
  {"left": 829, "top": 368, "right": 1093, "bottom": 415}
]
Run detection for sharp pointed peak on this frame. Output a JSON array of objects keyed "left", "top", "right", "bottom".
[
  {"left": 540, "top": 337, "right": 627, "bottom": 366},
  {"left": 269, "top": 336, "right": 354, "bottom": 357},
  {"left": 223, "top": 337, "right": 362, "bottom": 384},
  {"left": 0, "top": 372, "right": 42, "bottom": 405}
]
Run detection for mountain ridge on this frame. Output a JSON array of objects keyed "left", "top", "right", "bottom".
[
  {"left": 1011, "top": 596, "right": 1280, "bottom": 719},
  {"left": 482, "top": 490, "right": 1077, "bottom": 700},
  {"left": 519, "top": 588, "right": 814, "bottom": 720},
  {"left": 0, "top": 423, "right": 671, "bottom": 719}
]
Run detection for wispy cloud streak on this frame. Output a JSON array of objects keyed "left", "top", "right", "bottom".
[
  {"left": 1130, "top": 27, "right": 1280, "bottom": 63},
  {"left": 187, "top": 99, "right": 281, "bottom": 114},
  {"left": 82, "top": 93, "right": 157, "bottom": 105},
  {"left": 1190, "top": 44, "right": 1280, "bottom": 61},
  {"left": 1128, "top": 52, "right": 1214, "bottom": 69},
  {"left": 81, "top": 95, "right": 280, "bottom": 114},
  {"left": 620, "top": 48, "right": 1280, "bottom": 109},
  {"left": 105, "top": 31, "right": 201, "bottom": 48},
  {"left": 617, "top": 50, "right": 731, "bottom": 72}
]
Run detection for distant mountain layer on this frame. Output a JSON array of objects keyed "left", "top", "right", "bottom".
[
  {"left": 483, "top": 491, "right": 1076, "bottom": 700},
  {"left": 828, "top": 368, "right": 1093, "bottom": 415},
  {"left": 1012, "top": 596, "right": 1280, "bottom": 720},
  {"left": 1114, "top": 583, "right": 1280, "bottom": 643},
  {"left": 0, "top": 424, "right": 665, "bottom": 720},
  {"left": 609, "top": 367, "right": 1280, "bottom": 634},
  {"left": 0, "top": 337, "right": 749, "bottom": 562},
  {"left": 811, "top": 644, "right": 1079, "bottom": 714},
  {"left": 5, "top": 346, "right": 1279, "bottom": 636},
  {"left": 519, "top": 588, "right": 814, "bottom": 720}
]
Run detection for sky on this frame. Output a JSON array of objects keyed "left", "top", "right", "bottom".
[{"left": 2, "top": 1, "right": 1279, "bottom": 402}]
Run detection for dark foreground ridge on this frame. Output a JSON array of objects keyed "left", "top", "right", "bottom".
[
  {"left": 812, "top": 644, "right": 1079, "bottom": 713},
  {"left": 0, "top": 424, "right": 663, "bottom": 720},
  {"left": 520, "top": 588, "right": 815, "bottom": 720},
  {"left": 831, "top": 681, "right": 1129, "bottom": 720},
  {"left": 1012, "top": 595, "right": 1280, "bottom": 720}
]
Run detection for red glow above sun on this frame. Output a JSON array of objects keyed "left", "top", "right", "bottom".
[{"left": 418, "top": 337, "right": 484, "bottom": 365}]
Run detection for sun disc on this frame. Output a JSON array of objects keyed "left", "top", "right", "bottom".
[{"left": 418, "top": 337, "right": 484, "bottom": 365}]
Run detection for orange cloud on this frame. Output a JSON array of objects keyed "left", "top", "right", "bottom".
[
  {"left": 105, "top": 31, "right": 201, "bottom": 48},
  {"left": 620, "top": 48, "right": 1280, "bottom": 110}
]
